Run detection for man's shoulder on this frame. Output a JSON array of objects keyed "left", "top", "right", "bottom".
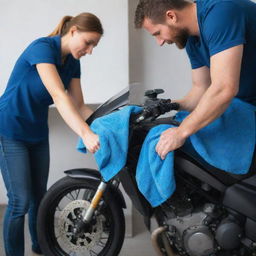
[{"left": 197, "top": 0, "right": 244, "bottom": 18}]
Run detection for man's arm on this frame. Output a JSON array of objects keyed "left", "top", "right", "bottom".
[
  {"left": 179, "top": 44, "right": 243, "bottom": 136},
  {"left": 156, "top": 44, "right": 243, "bottom": 159},
  {"left": 175, "top": 66, "right": 211, "bottom": 112}
]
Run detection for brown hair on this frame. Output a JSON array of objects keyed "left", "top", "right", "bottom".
[
  {"left": 135, "top": 0, "right": 191, "bottom": 28},
  {"left": 48, "top": 12, "right": 104, "bottom": 37}
]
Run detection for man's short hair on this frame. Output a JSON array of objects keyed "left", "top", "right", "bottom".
[{"left": 135, "top": 0, "right": 191, "bottom": 28}]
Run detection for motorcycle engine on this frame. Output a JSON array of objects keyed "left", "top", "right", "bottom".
[
  {"left": 164, "top": 199, "right": 243, "bottom": 256},
  {"left": 166, "top": 203, "right": 215, "bottom": 256},
  {"left": 183, "top": 225, "right": 214, "bottom": 256}
]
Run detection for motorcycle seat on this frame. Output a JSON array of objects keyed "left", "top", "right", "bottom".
[{"left": 177, "top": 148, "right": 256, "bottom": 187}]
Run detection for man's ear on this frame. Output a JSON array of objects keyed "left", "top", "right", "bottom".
[{"left": 166, "top": 10, "right": 177, "bottom": 24}]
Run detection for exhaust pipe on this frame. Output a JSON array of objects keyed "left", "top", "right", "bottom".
[{"left": 151, "top": 226, "right": 176, "bottom": 256}]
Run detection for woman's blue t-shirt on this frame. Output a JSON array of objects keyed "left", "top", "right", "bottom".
[
  {"left": 186, "top": 0, "right": 256, "bottom": 105},
  {"left": 0, "top": 35, "right": 81, "bottom": 142}
]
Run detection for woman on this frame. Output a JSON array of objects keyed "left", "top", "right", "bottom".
[{"left": 0, "top": 13, "right": 103, "bottom": 256}]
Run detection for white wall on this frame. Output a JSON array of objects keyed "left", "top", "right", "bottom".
[{"left": 0, "top": 0, "right": 128, "bottom": 104}]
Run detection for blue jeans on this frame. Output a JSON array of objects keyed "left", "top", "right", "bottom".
[{"left": 0, "top": 136, "right": 50, "bottom": 256}]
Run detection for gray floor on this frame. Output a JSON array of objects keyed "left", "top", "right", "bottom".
[{"left": 0, "top": 205, "right": 155, "bottom": 256}]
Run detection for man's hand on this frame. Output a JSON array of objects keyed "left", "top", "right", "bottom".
[{"left": 155, "top": 127, "right": 186, "bottom": 160}]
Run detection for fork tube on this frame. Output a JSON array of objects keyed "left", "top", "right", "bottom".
[{"left": 83, "top": 181, "right": 108, "bottom": 222}]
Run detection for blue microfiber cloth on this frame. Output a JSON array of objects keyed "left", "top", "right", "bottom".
[
  {"left": 176, "top": 98, "right": 256, "bottom": 173},
  {"left": 136, "top": 98, "right": 256, "bottom": 207},
  {"left": 77, "top": 106, "right": 142, "bottom": 181},
  {"left": 136, "top": 124, "right": 177, "bottom": 207}
]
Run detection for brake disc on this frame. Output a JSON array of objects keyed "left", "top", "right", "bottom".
[{"left": 57, "top": 199, "right": 104, "bottom": 253}]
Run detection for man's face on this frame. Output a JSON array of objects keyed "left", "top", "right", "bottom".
[{"left": 143, "top": 18, "right": 189, "bottom": 49}]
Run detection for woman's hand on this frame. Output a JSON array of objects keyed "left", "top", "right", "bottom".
[{"left": 82, "top": 130, "right": 100, "bottom": 153}]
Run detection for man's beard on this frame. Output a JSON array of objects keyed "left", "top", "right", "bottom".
[{"left": 170, "top": 26, "right": 189, "bottom": 49}]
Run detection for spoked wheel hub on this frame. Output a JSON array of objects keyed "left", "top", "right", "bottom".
[{"left": 57, "top": 200, "right": 105, "bottom": 253}]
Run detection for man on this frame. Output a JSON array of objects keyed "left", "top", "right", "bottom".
[{"left": 135, "top": 0, "right": 256, "bottom": 160}]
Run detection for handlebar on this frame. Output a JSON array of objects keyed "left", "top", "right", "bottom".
[{"left": 133, "top": 99, "right": 180, "bottom": 124}]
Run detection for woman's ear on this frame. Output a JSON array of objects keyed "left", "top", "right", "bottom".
[{"left": 69, "top": 25, "right": 78, "bottom": 36}]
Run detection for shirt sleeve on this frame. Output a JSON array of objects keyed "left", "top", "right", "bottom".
[
  {"left": 203, "top": 1, "right": 246, "bottom": 56},
  {"left": 72, "top": 60, "right": 81, "bottom": 78},
  {"left": 186, "top": 37, "right": 206, "bottom": 69},
  {"left": 26, "top": 39, "right": 57, "bottom": 66}
]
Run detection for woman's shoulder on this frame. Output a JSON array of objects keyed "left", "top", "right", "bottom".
[
  {"left": 28, "top": 36, "right": 59, "bottom": 49},
  {"left": 18, "top": 36, "right": 61, "bottom": 64}
]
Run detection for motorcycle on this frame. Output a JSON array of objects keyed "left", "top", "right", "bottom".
[{"left": 37, "top": 87, "right": 256, "bottom": 256}]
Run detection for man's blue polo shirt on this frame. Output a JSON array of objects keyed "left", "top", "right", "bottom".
[
  {"left": 0, "top": 35, "right": 81, "bottom": 142},
  {"left": 186, "top": 0, "right": 256, "bottom": 105}
]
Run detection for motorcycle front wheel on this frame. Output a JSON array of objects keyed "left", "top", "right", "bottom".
[{"left": 37, "top": 176, "right": 125, "bottom": 256}]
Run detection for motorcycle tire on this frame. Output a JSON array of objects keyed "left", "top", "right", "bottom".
[{"left": 37, "top": 176, "right": 125, "bottom": 256}]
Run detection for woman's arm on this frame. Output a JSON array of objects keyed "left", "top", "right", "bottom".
[
  {"left": 67, "top": 78, "right": 94, "bottom": 121},
  {"left": 36, "top": 63, "right": 99, "bottom": 153}
]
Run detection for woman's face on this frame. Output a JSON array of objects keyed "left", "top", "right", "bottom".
[{"left": 69, "top": 29, "right": 102, "bottom": 59}]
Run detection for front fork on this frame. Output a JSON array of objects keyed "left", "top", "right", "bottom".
[
  {"left": 82, "top": 181, "right": 108, "bottom": 222},
  {"left": 73, "top": 180, "right": 110, "bottom": 236},
  {"left": 82, "top": 178, "right": 119, "bottom": 222}
]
